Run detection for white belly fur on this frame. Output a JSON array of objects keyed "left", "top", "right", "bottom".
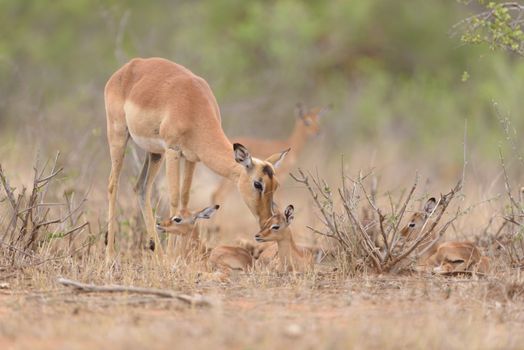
[
  {"left": 130, "top": 133, "right": 167, "bottom": 154},
  {"left": 124, "top": 101, "right": 168, "bottom": 154}
]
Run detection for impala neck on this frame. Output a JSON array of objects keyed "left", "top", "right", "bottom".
[
  {"left": 193, "top": 128, "right": 241, "bottom": 182},
  {"left": 276, "top": 228, "right": 302, "bottom": 268},
  {"left": 287, "top": 121, "right": 309, "bottom": 156},
  {"left": 173, "top": 226, "right": 204, "bottom": 259},
  {"left": 193, "top": 126, "right": 273, "bottom": 228}
]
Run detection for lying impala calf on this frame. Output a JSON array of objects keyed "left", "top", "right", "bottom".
[
  {"left": 156, "top": 205, "right": 253, "bottom": 272},
  {"left": 427, "top": 241, "right": 490, "bottom": 274},
  {"left": 254, "top": 205, "right": 313, "bottom": 272},
  {"left": 399, "top": 197, "right": 444, "bottom": 259},
  {"left": 400, "top": 197, "right": 489, "bottom": 274}
]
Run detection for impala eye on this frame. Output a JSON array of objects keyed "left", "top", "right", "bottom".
[
  {"left": 270, "top": 225, "right": 280, "bottom": 231},
  {"left": 408, "top": 222, "right": 416, "bottom": 228},
  {"left": 254, "top": 181, "right": 263, "bottom": 191},
  {"left": 172, "top": 216, "right": 182, "bottom": 224},
  {"left": 448, "top": 259, "right": 465, "bottom": 265}
]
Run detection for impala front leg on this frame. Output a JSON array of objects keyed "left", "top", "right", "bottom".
[
  {"left": 170, "top": 159, "right": 197, "bottom": 260},
  {"left": 165, "top": 149, "right": 181, "bottom": 256},
  {"left": 181, "top": 159, "right": 196, "bottom": 210}
]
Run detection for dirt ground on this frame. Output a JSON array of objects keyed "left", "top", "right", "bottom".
[{"left": 1, "top": 266, "right": 524, "bottom": 350}]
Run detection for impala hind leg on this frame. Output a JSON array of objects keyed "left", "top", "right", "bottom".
[
  {"left": 136, "top": 152, "right": 165, "bottom": 256},
  {"left": 165, "top": 149, "right": 181, "bottom": 256},
  {"left": 106, "top": 131, "right": 129, "bottom": 262}
]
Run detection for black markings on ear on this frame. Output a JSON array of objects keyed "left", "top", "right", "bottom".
[
  {"left": 284, "top": 205, "right": 295, "bottom": 223},
  {"left": 424, "top": 197, "right": 437, "bottom": 215},
  {"left": 295, "top": 102, "right": 306, "bottom": 119},
  {"left": 233, "top": 143, "right": 253, "bottom": 169}
]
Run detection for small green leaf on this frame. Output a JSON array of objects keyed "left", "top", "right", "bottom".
[{"left": 461, "top": 71, "right": 470, "bottom": 82}]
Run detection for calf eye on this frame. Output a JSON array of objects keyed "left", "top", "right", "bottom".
[
  {"left": 270, "top": 225, "right": 280, "bottom": 231},
  {"left": 408, "top": 222, "right": 416, "bottom": 228},
  {"left": 448, "top": 259, "right": 465, "bottom": 265},
  {"left": 254, "top": 181, "right": 263, "bottom": 191}
]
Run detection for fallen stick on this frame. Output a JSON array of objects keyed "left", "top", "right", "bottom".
[{"left": 57, "top": 278, "right": 212, "bottom": 307}]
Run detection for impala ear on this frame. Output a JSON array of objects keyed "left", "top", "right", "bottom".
[
  {"left": 295, "top": 102, "right": 307, "bottom": 119},
  {"left": 195, "top": 205, "right": 220, "bottom": 221},
  {"left": 317, "top": 104, "right": 333, "bottom": 118},
  {"left": 423, "top": 197, "right": 437, "bottom": 215},
  {"left": 265, "top": 148, "right": 290, "bottom": 169},
  {"left": 284, "top": 205, "right": 295, "bottom": 224},
  {"left": 233, "top": 143, "right": 253, "bottom": 169}
]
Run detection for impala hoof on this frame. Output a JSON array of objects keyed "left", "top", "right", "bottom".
[{"left": 147, "top": 239, "right": 155, "bottom": 251}]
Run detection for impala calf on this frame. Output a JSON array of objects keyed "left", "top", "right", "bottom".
[
  {"left": 105, "top": 57, "right": 289, "bottom": 261},
  {"left": 211, "top": 103, "right": 330, "bottom": 205},
  {"left": 254, "top": 205, "right": 313, "bottom": 272},
  {"left": 427, "top": 241, "right": 490, "bottom": 274},
  {"left": 400, "top": 197, "right": 443, "bottom": 258},
  {"left": 156, "top": 205, "right": 253, "bottom": 272},
  {"left": 400, "top": 197, "right": 489, "bottom": 274}
]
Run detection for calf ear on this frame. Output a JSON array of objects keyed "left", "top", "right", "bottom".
[
  {"left": 265, "top": 148, "right": 290, "bottom": 169},
  {"left": 423, "top": 197, "right": 437, "bottom": 215},
  {"left": 233, "top": 143, "right": 253, "bottom": 169},
  {"left": 195, "top": 205, "right": 220, "bottom": 221},
  {"left": 284, "top": 205, "right": 295, "bottom": 224}
]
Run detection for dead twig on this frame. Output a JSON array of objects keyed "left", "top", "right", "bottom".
[{"left": 57, "top": 278, "right": 212, "bottom": 307}]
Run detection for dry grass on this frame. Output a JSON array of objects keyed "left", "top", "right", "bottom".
[
  {"left": 1, "top": 253, "right": 524, "bottom": 349},
  {"left": 1, "top": 141, "right": 524, "bottom": 349}
]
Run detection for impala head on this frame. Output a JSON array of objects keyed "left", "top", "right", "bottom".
[
  {"left": 156, "top": 205, "right": 219, "bottom": 236},
  {"left": 254, "top": 205, "right": 294, "bottom": 243},
  {"left": 295, "top": 103, "right": 331, "bottom": 137},
  {"left": 400, "top": 197, "right": 439, "bottom": 238},
  {"left": 233, "top": 143, "right": 289, "bottom": 226},
  {"left": 433, "top": 259, "right": 469, "bottom": 274}
]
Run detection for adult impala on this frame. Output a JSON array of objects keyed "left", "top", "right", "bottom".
[{"left": 105, "top": 57, "right": 288, "bottom": 260}]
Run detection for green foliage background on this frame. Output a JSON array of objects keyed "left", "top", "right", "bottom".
[{"left": 0, "top": 0, "right": 523, "bottom": 164}]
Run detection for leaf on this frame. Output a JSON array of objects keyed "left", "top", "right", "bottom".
[{"left": 461, "top": 71, "right": 470, "bottom": 82}]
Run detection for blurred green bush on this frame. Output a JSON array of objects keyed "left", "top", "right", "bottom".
[{"left": 0, "top": 0, "right": 522, "bottom": 159}]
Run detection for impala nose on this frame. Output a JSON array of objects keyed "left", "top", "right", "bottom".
[{"left": 254, "top": 234, "right": 264, "bottom": 242}]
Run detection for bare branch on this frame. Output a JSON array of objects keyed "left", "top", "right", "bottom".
[{"left": 57, "top": 278, "right": 212, "bottom": 307}]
